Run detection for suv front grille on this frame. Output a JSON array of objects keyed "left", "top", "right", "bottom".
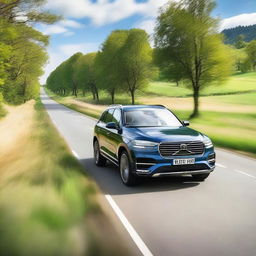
[{"left": 159, "top": 141, "right": 204, "bottom": 157}]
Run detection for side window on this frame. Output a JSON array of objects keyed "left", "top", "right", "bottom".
[
  {"left": 99, "top": 111, "right": 107, "bottom": 123},
  {"left": 105, "top": 108, "right": 114, "bottom": 123},
  {"left": 112, "top": 109, "right": 122, "bottom": 126}
]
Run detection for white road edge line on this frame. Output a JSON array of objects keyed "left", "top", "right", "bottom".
[
  {"left": 72, "top": 150, "right": 79, "bottom": 158},
  {"left": 105, "top": 194, "right": 153, "bottom": 256},
  {"left": 234, "top": 169, "right": 256, "bottom": 179},
  {"left": 216, "top": 163, "right": 227, "bottom": 168}
]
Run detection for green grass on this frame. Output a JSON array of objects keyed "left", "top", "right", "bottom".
[
  {"left": 208, "top": 92, "right": 256, "bottom": 105},
  {"left": 173, "top": 110, "right": 256, "bottom": 155},
  {"left": 0, "top": 99, "right": 126, "bottom": 256},
  {"left": 146, "top": 72, "right": 256, "bottom": 97},
  {"left": 144, "top": 81, "right": 192, "bottom": 97}
]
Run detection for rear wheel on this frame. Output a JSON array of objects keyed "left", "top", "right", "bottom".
[
  {"left": 93, "top": 140, "right": 106, "bottom": 166},
  {"left": 119, "top": 151, "right": 138, "bottom": 186},
  {"left": 192, "top": 173, "right": 210, "bottom": 181}
]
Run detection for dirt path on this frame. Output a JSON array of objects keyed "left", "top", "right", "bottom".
[{"left": 0, "top": 101, "right": 34, "bottom": 178}]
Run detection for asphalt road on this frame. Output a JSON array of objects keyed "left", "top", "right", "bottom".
[{"left": 41, "top": 89, "right": 256, "bottom": 256}]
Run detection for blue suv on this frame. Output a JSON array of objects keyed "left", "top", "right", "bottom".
[{"left": 93, "top": 105, "right": 215, "bottom": 186}]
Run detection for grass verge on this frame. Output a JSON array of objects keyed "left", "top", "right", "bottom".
[{"left": 0, "top": 99, "right": 128, "bottom": 256}]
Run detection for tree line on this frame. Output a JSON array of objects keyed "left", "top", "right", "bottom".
[
  {"left": 47, "top": 29, "right": 155, "bottom": 105},
  {"left": 231, "top": 38, "right": 256, "bottom": 73},
  {"left": 47, "top": 0, "right": 238, "bottom": 117},
  {"left": 0, "top": 0, "right": 58, "bottom": 107},
  {"left": 222, "top": 24, "right": 256, "bottom": 44}
]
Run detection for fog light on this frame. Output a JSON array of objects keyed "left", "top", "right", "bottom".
[{"left": 208, "top": 153, "right": 216, "bottom": 164}]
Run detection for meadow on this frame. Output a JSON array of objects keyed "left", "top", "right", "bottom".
[{"left": 46, "top": 72, "right": 256, "bottom": 157}]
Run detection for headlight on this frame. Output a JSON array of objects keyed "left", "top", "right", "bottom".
[
  {"left": 203, "top": 137, "right": 213, "bottom": 148},
  {"left": 131, "top": 140, "right": 159, "bottom": 149}
]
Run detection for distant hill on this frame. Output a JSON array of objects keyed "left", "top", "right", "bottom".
[{"left": 222, "top": 24, "right": 256, "bottom": 44}]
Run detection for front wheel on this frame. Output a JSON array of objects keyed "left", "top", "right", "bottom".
[
  {"left": 93, "top": 140, "right": 106, "bottom": 166},
  {"left": 192, "top": 173, "right": 210, "bottom": 181},
  {"left": 119, "top": 151, "right": 138, "bottom": 186}
]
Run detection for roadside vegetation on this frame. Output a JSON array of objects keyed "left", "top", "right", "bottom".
[
  {"left": 0, "top": 0, "right": 59, "bottom": 105},
  {"left": 0, "top": 100, "right": 128, "bottom": 255}
]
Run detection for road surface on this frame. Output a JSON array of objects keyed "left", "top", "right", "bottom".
[{"left": 41, "top": 89, "right": 256, "bottom": 256}]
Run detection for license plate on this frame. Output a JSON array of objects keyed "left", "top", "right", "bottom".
[{"left": 173, "top": 158, "right": 195, "bottom": 165}]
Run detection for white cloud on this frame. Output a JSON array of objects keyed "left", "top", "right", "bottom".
[
  {"left": 40, "top": 19, "right": 83, "bottom": 35},
  {"left": 59, "top": 19, "right": 83, "bottom": 28},
  {"left": 45, "top": 0, "right": 169, "bottom": 26},
  {"left": 220, "top": 13, "right": 256, "bottom": 31},
  {"left": 136, "top": 18, "right": 156, "bottom": 35},
  {"left": 59, "top": 43, "right": 100, "bottom": 56},
  {"left": 42, "top": 24, "right": 68, "bottom": 35}
]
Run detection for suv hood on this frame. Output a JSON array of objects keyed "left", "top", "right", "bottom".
[{"left": 128, "top": 126, "right": 204, "bottom": 143}]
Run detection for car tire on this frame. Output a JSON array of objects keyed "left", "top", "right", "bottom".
[
  {"left": 119, "top": 151, "right": 138, "bottom": 186},
  {"left": 192, "top": 173, "right": 210, "bottom": 181},
  {"left": 93, "top": 140, "right": 106, "bottom": 166}
]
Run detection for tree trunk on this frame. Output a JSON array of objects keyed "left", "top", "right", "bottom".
[
  {"left": 131, "top": 90, "right": 135, "bottom": 105},
  {"left": 95, "top": 86, "right": 99, "bottom": 102},
  {"left": 110, "top": 89, "right": 115, "bottom": 104},
  {"left": 176, "top": 81, "right": 179, "bottom": 87},
  {"left": 190, "top": 86, "right": 199, "bottom": 118}
]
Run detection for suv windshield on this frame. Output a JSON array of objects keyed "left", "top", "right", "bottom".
[{"left": 124, "top": 108, "right": 182, "bottom": 127}]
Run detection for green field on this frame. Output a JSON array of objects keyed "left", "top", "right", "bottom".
[
  {"left": 145, "top": 72, "right": 256, "bottom": 97},
  {"left": 46, "top": 72, "right": 256, "bottom": 157},
  {"left": 173, "top": 110, "right": 256, "bottom": 155}
]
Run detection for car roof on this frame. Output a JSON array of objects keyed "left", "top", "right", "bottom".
[{"left": 108, "top": 104, "right": 166, "bottom": 110}]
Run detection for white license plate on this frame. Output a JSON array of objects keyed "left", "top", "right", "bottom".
[{"left": 173, "top": 158, "right": 195, "bottom": 165}]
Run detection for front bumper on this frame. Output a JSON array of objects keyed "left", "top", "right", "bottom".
[{"left": 130, "top": 147, "right": 215, "bottom": 177}]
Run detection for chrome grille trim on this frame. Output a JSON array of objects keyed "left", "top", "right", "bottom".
[{"left": 159, "top": 141, "right": 205, "bottom": 158}]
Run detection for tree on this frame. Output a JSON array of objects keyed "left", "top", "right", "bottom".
[
  {"left": 154, "top": 0, "right": 233, "bottom": 118},
  {"left": 95, "top": 30, "right": 129, "bottom": 104},
  {"left": 119, "top": 29, "right": 155, "bottom": 104},
  {"left": 0, "top": 0, "right": 59, "bottom": 104},
  {"left": 64, "top": 53, "right": 83, "bottom": 97},
  {"left": 76, "top": 53, "right": 99, "bottom": 101},
  {"left": 234, "top": 34, "right": 246, "bottom": 49},
  {"left": 245, "top": 40, "right": 256, "bottom": 71}
]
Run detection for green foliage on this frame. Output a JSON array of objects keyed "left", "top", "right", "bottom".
[
  {"left": 119, "top": 29, "right": 155, "bottom": 104},
  {"left": 154, "top": 0, "right": 233, "bottom": 117},
  {"left": 0, "top": 0, "right": 59, "bottom": 104},
  {"left": 234, "top": 34, "right": 246, "bottom": 49},
  {"left": 95, "top": 30, "right": 129, "bottom": 103},
  {"left": 76, "top": 52, "right": 99, "bottom": 101},
  {"left": 47, "top": 28, "right": 154, "bottom": 104},
  {"left": 245, "top": 40, "right": 256, "bottom": 71}
]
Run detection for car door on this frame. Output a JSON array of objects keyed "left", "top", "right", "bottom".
[
  {"left": 100, "top": 108, "right": 115, "bottom": 155},
  {"left": 106, "top": 108, "right": 122, "bottom": 160},
  {"left": 96, "top": 108, "right": 114, "bottom": 155}
]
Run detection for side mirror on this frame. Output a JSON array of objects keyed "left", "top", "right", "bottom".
[
  {"left": 183, "top": 120, "right": 190, "bottom": 126},
  {"left": 106, "top": 122, "right": 118, "bottom": 129}
]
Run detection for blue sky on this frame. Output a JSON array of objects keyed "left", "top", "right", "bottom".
[{"left": 40, "top": 0, "right": 256, "bottom": 83}]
